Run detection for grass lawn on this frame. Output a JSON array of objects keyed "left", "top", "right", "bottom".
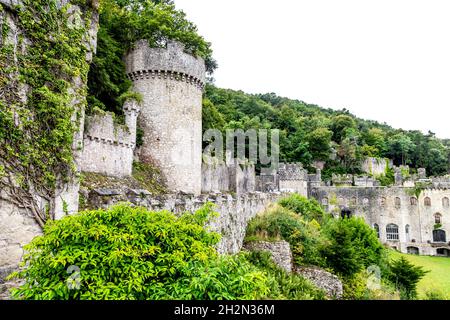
[{"left": 389, "top": 250, "right": 450, "bottom": 299}]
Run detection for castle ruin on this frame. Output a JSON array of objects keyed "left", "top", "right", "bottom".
[{"left": 1, "top": 3, "right": 449, "bottom": 283}]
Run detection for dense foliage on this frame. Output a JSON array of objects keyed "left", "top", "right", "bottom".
[
  {"left": 245, "top": 204, "right": 327, "bottom": 267},
  {"left": 9, "top": 204, "right": 272, "bottom": 300},
  {"left": 87, "top": 0, "right": 216, "bottom": 114},
  {"left": 321, "top": 217, "right": 386, "bottom": 277},
  {"left": 0, "top": 0, "right": 95, "bottom": 225},
  {"left": 246, "top": 195, "right": 400, "bottom": 299},
  {"left": 387, "top": 257, "right": 428, "bottom": 300},
  {"left": 203, "top": 85, "right": 450, "bottom": 178}
]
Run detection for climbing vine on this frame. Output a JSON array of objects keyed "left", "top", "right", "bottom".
[{"left": 0, "top": 0, "right": 97, "bottom": 227}]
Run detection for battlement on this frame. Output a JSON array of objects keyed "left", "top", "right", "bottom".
[
  {"left": 79, "top": 99, "right": 140, "bottom": 177},
  {"left": 278, "top": 163, "right": 309, "bottom": 181},
  {"left": 124, "top": 40, "right": 206, "bottom": 88}
]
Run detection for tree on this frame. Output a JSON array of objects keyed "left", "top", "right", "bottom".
[
  {"left": 363, "top": 128, "right": 387, "bottom": 157},
  {"left": 388, "top": 257, "right": 428, "bottom": 300},
  {"left": 331, "top": 114, "right": 356, "bottom": 143},
  {"left": 321, "top": 217, "right": 385, "bottom": 277},
  {"left": 387, "top": 133, "right": 415, "bottom": 166},
  {"left": 307, "top": 128, "right": 333, "bottom": 161}
]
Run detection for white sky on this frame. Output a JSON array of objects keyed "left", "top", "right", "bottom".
[{"left": 176, "top": 0, "right": 450, "bottom": 139}]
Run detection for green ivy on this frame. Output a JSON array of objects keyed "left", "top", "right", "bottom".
[{"left": 0, "top": 0, "right": 95, "bottom": 226}]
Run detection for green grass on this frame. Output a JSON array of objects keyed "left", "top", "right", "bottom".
[{"left": 389, "top": 250, "right": 450, "bottom": 299}]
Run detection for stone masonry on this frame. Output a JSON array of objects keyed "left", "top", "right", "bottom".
[
  {"left": 125, "top": 40, "right": 206, "bottom": 195},
  {"left": 243, "top": 240, "right": 293, "bottom": 273},
  {"left": 79, "top": 99, "right": 140, "bottom": 177}
]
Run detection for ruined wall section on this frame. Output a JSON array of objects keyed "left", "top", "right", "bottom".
[
  {"left": 277, "top": 163, "right": 309, "bottom": 197},
  {"left": 125, "top": 40, "right": 205, "bottom": 195},
  {"left": 79, "top": 100, "right": 140, "bottom": 177},
  {"left": 362, "top": 157, "right": 392, "bottom": 176}
]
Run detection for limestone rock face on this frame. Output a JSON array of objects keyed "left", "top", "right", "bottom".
[
  {"left": 294, "top": 266, "right": 343, "bottom": 299},
  {"left": 243, "top": 240, "right": 293, "bottom": 273}
]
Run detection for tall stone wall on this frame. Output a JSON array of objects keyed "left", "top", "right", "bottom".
[
  {"left": 278, "top": 163, "right": 309, "bottom": 196},
  {"left": 79, "top": 100, "right": 140, "bottom": 177},
  {"left": 311, "top": 186, "right": 450, "bottom": 256},
  {"left": 362, "top": 157, "right": 392, "bottom": 176},
  {"left": 125, "top": 40, "right": 205, "bottom": 195},
  {"left": 0, "top": 0, "right": 99, "bottom": 276}
]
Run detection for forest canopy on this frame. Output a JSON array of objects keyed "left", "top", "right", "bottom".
[{"left": 203, "top": 85, "right": 450, "bottom": 178}]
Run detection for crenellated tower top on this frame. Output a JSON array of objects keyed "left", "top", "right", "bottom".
[{"left": 125, "top": 40, "right": 206, "bottom": 89}]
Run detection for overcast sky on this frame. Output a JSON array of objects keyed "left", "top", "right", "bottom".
[{"left": 176, "top": 0, "right": 450, "bottom": 139}]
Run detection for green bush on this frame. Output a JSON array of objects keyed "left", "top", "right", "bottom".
[
  {"left": 244, "top": 251, "right": 326, "bottom": 300},
  {"left": 321, "top": 217, "right": 385, "bottom": 277},
  {"left": 245, "top": 205, "right": 327, "bottom": 266},
  {"left": 9, "top": 203, "right": 270, "bottom": 300},
  {"left": 424, "top": 290, "right": 448, "bottom": 300},
  {"left": 278, "top": 194, "right": 326, "bottom": 222},
  {"left": 387, "top": 257, "right": 428, "bottom": 300}
]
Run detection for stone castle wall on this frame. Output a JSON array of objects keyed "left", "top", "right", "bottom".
[
  {"left": 125, "top": 40, "right": 205, "bottom": 195},
  {"left": 277, "top": 163, "right": 309, "bottom": 196},
  {"left": 362, "top": 157, "right": 392, "bottom": 176},
  {"left": 0, "top": 0, "right": 99, "bottom": 274},
  {"left": 201, "top": 159, "right": 256, "bottom": 194},
  {"left": 79, "top": 100, "right": 140, "bottom": 177},
  {"left": 311, "top": 186, "right": 450, "bottom": 256},
  {"left": 85, "top": 189, "right": 286, "bottom": 254}
]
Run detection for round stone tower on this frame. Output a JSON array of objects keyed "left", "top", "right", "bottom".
[{"left": 125, "top": 40, "right": 205, "bottom": 195}]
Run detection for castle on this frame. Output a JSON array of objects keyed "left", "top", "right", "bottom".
[
  {"left": 1, "top": 4, "right": 449, "bottom": 280},
  {"left": 78, "top": 39, "right": 450, "bottom": 258}
]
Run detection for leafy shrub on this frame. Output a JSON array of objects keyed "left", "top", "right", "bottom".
[
  {"left": 424, "top": 290, "right": 448, "bottom": 300},
  {"left": 9, "top": 203, "right": 269, "bottom": 300},
  {"left": 245, "top": 205, "right": 327, "bottom": 266},
  {"left": 158, "top": 254, "right": 270, "bottom": 300},
  {"left": 278, "top": 194, "right": 326, "bottom": 222},
  {"left": 321, "top": 217, "right": 385, "bottom": 277},
  {"left": 244, "top": 251, "right": 326, "bottom": 300},
  {"left": 387, "top": 257, "right": 428, "bottom": 300}
]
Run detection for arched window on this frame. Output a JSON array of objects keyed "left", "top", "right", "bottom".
[
  {"left": 443, "top": 197, "right": 449, "bottom": 208},
  {"left": 435, "top": 213, "right": 442, "bottom": 224},
  {"left": 363, "top": 198, "right": 370, "bottom": 206},
  {"left": 350, "top": 197, "right": 357, "bottom": 207},
  {"left": 410, "top": 197, "right": 418, "bottom": 206},
  {"left": 405, "top": 224, "right": 410, "bottom": 242},
  {"left": 338, "top": 197, "right": 345, "bottom": 206},
  {"left": 395, "top": 197, "right": 401, "bottom": 208},
  {"left": 373, "top": 224, "right": 380, "bottom": 238},
  {"left": 424, "top": 197, "right": 431, "bottom": 207},
  {"left": 386, "top": 224, "right": 399, "bottom": 241},
  {"left": 322, "top": 197, "right": 329, "bottom": 206},
  {"left": 433, "top": 229, "right": 446, "bottom": 243},
  {"left": 380, "top": 197, "right": 386, "bottom": 206}
]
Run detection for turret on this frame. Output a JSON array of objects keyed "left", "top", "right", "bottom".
[{"left": 125, "top": 40, "right": 206, "bottom": 195}]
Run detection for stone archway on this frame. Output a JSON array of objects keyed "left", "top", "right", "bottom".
[{"left": 436, "top": 248, "right": 450, "bottom": 257}]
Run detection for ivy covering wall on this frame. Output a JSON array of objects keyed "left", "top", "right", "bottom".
[{"left": 0, "top": 0, "right": 98, "bottom": 226}]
